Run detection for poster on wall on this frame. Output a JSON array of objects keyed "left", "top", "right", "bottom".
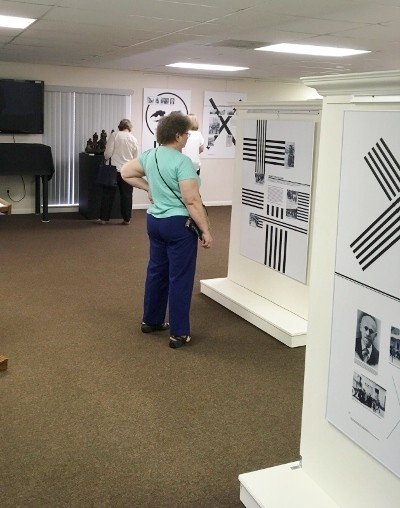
[
  {"left": 142, "top": 88, "right": 191, "bottom": 152},
  {"left": 239, "top": 118, "right": 315, "bottom": 283},
  {"left": 326, "top": 111, "right": 400, "bottom": 478},
  {"left": 202, "top": 91, "right": 247, "bottom": 158}
]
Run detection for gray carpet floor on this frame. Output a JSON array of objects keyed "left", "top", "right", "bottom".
[{"left": 0, "top": 207, "right": 305, "bottom": 508}]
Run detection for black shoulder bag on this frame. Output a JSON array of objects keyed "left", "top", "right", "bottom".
[
  {"left": 95, "top": 158, "right": 118, "bottom": 187},
  {"left": 154, "top": 149, "right": 207, "bottom": 240}
]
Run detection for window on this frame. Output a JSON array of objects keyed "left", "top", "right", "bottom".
[{"left": 43, "top": 87, "right": 131, "bottom": 206}]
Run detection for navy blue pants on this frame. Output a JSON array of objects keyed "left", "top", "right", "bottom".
[{"left": 143, "top": 214, "right": 198, "bottom": 337}]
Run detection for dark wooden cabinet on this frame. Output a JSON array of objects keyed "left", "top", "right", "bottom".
[{"left": 78, "top": 153, "right": 121, "bottom": 219}]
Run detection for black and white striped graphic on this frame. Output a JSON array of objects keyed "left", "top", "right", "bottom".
[
  {"left": 266, "top": 204, "right": 284, "bottom": 220},
  {"left": 252, "top": 213, "right": 307, "bottom": 235},
  {"left": 364, "top": 138, "right": 400, "bottom": 201},
  {"left": 242, "top": 188, "right": 264, "bottom": 209},
  {"left": 297, "top": 192, "right": 310, "bottom": 223},
  {"left": 351, "top": 139, "right": 400, "bottom": 270},
  {"left": 265, "top": 139, "right": 285, "bottom": 166},
  {"left": 243, "top": 138, "right": 256, "bottom": 160},
  {"left": 243, "top": 120, "right": 286, "bottom": 179},
  {"left": 255, "top": 120, "right": 268, "bottom": 175},
  {"left": 243, "top": 120, "right": 267, "bottom": 176},
  {"left": 351, "top": 196, "right": 400, "bottom": 271},
  {"left": 264, "top": 225, "right": 288, "bottom": 273}
]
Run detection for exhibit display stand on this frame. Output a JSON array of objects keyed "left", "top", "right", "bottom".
[
  {"left": 238, "top": 71, "right": 400, "bottom": 507},
  {"left": 201, "top": 100, "right": 322, "bottom": 347},
  {"left": 78, "top": 152, "right": 121, "bottom": 220}
]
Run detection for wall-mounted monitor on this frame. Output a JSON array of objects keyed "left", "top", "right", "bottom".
[{"left": 0, "top": 79, "right": 44, "bottom": 134}]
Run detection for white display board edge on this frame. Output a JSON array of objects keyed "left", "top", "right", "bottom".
[{"left": 239, "top": 461, "right": 339, "bottom": 508}]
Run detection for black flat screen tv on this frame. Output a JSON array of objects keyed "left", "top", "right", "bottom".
[{"left": 0, "top": 79, "right": 44, "bottom": 134}]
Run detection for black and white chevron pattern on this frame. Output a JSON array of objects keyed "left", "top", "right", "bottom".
[
  {"left": 351, "top": 138, "right": 400, "bottom": 270},
  {"left": 364, "top": 138, "right": 400, "bottom": 201}
]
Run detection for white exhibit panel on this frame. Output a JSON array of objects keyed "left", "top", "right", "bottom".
[
  {"left": 202, "top": 91, "right": 247, "bottom": 158},
  {"left": 201, "top": 100, "right": 322, "bottom": 348},
  {"left": 240, "top": 119, "right": 315, "bottom": 283},
  {"left": 326, "top": 110, "right": 400, "bottom": 479},
  {"left": 141, "top": 88, "right": 191, "bottom": 152}
]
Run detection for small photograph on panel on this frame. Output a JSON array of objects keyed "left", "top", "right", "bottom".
[
  {"left": 286, "top": 190, "right": 298, "bottom": 219},
  {"left": 354, "top": 310, "right": 381, "bottom": 369},
  {"left": 209, "top": 117, "right": 220, "bottom": 135},
  {"left": 352, "top": 371, "right": 386, "bottom": 418},
  {"left": 207, "top": 136, "right": 216, "bottom": 148},
  {"left": 285, "top": 142, "right": 295, "bottom": 168},
  {"left": 255, "top": 173, "right": 265, "bottom": 185},
  {"left": 249, "top": 212, "right": 262, "bottom": 228},
  {"left": 389, "top": 326, "right": 400, "bottom": 369}
]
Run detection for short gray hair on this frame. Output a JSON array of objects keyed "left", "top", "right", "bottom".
[{"left": 118, "top": 119, "right": 132, "bottom": 131}]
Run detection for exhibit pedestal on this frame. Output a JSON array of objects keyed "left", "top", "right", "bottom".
[
  {"left": 239, "top": 462, "right": 339, "bottom": 508},
  {"left": 200, "top": 278, "right": 307, "bottom": 348},
  {"left": 78, "top": 153, "right": 122, "bottom": 220}
]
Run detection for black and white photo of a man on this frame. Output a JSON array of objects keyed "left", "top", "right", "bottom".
[{"left": 354, "top": 310, "right": 380, "bottom": 367}]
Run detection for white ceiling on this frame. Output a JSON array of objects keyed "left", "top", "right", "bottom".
[{"left": 0, "top": 0, "right": 399, "bottom": 82}]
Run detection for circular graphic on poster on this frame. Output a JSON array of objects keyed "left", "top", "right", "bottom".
[{"left": 145, "top": 92, "right": 189, "bottom": 136}]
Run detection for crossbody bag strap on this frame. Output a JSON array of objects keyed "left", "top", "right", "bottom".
[
  {"left": 154, "top": 148, "right": 186, "bottom": 208},
  {"left": 154, "top": 149, "right": 209, "bottom": 222}
]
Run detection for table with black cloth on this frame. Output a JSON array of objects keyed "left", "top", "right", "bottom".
[{"left": 0, "top": 143, "right": 55, "bottom": 222}]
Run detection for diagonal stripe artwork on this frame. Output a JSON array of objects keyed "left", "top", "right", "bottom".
[{"left": 352, "top": 139, "right": 400, "bottom": 270}]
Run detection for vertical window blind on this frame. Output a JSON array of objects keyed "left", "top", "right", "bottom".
[{"left": 43, "top": 87, "right": 131, "bottom": 206}]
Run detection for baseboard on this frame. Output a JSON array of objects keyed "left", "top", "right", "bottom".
[
  {"left": 7, "top": 202, "right": 232, "bottom": 214},
  {"left": 132, "top": 201, "right": 232, "bottom": 210},
  {"left": 239, "top": 462, "right": 339, "bottom": 508},
  {"left": 200, "top": 277, "right": 307, "bottom": 348},
  {"left": 6, "top": 206, "right": 79, "bottom": 215}
]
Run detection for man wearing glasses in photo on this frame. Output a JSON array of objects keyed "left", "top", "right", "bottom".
[{"left": 355, "top": 313, "right": 380, "bottom": 367}]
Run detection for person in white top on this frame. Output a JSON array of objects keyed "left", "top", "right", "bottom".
[
  {"left": 97, "top": 119, "right": 138, "bottom": 225},
  {"left": 182, "top": 114, "right": 204, "bottom": 175}
]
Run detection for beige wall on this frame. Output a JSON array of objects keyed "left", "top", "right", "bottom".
[{"left": 0, "top": 61, "right": 319, "bottom": 213}]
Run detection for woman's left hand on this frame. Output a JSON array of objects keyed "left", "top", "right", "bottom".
[{"left": 200, "top": 231, "right": 213, "bottom": 249}]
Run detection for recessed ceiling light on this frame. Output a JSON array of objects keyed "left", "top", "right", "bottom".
[
  {"left": 166, "top": 62, "right": 249, "bottom": 71},
  {"left": 255, "top": 43, "right": 370, "bottom": 57},
  {"left": 0, "top": 14, "right": 36, "bottom": 29}
]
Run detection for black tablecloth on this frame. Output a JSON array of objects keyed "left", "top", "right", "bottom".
[
  {"left": 0, "top": 143, "right": 54, "bottom": 178},
  {"left": 0, "top": 143, "right": 55, "bottom": 221}
]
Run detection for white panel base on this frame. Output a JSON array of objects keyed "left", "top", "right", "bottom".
[
  {"left": 239, "top": 462, "right": 339, "bottom": 508},
  {"left": 200, "top": 278, "right": 307, "bottom": 348}
]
